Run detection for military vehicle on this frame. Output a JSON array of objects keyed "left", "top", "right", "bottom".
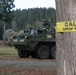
[{"left": 11, "top": 20, "right": 56, "bottom": 59}]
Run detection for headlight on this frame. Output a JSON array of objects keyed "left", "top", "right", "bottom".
[
  {"left": 13, "top": 39, "right": 18, "bottom": 42},
  {"left": 25, "top": 36, "right": 27, "bottom": 38},
  {"left": 20, "top": 39, "right": 24, "bottom": 42},
  {"left": 11, "top": 36, "right": 13, "bottom": 39}
]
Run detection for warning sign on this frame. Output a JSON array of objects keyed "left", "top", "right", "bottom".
[{"left": 56, "top": 21, "right": 76, "bottom": 32}]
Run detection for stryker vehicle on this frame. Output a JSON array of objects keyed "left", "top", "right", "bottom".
[{"left": 11, "top": 20, "right": 56, "bottom": 59}]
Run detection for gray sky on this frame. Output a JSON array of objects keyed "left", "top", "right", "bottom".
[{"left": 14, "top": 0, "right": 56, "bottom": 10}]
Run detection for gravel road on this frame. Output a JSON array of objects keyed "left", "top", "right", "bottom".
[{"left": 0, "top": 59, "right": 56, "bottom": 71}]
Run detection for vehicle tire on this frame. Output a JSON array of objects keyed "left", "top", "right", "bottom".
[
  {"left": 51, "top": 46, "right": 56, "bottom": 59},
  {"left": 36, "top": 45, "right": 50, "bottom": 59},
  {"left": 18, "top": 50, "right": 30, "bottom": 58},
  {"left": 31, "top": 52, "right": 37, "bottom": 58}
]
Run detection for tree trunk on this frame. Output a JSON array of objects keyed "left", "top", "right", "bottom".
[
  {"left": 56, "top": 0, "right": 76, "bottom": 75},
  {"left": 3, "top": 22, "right": 6, "bottom": 45}
]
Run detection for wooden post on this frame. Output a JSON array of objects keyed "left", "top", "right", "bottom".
[{"left": 56, "top": 0, "right": 76, "bottom": 75}]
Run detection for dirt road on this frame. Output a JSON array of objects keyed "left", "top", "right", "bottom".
[{"left": 0, "top": 59, "right": 56, "bottom": 71}]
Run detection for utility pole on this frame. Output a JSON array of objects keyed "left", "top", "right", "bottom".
[{"left": 56, "top": 0, "right": 76, "bottom": 75}]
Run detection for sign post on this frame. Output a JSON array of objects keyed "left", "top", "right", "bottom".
[{"left": 56, "top": 21, "right": 76, "bottom": 32}]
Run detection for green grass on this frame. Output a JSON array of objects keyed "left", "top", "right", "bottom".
[{"left": 0, "top": 46, "right": 19, "bottom": 60}]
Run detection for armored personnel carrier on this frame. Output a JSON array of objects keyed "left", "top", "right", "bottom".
[{"left": 11, "top": 20, "right": 56, "bottom": 59}]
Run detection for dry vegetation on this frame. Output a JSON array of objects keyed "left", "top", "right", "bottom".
[
  {"left": 0, "top": 46, "right": 19, "bottom": 60},
  {"left": 0, "top": 67, "right": 56, "bottom": 75}
]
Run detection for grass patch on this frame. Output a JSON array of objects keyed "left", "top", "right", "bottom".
[
  {"left": 0, "top": 46, "right": 19, "bottom": 60},
  {"left": 0, "top": 72, "right": 15, "bottom": 75}
]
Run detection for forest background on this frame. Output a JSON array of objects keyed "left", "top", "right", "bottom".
[{"left": 0, "top": 7, "right": 56, "bottom": 40}]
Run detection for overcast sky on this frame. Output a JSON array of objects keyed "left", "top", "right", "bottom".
[{"left": 14, "top": 0, "right": 56, "bottom": 10}]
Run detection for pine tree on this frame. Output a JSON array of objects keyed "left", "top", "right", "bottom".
[
  {"left": 0, "top": 0, "right": 15, "bottom": 43},
  {"left": 0, "top": 0, "right": 15, "bottom": 23}
]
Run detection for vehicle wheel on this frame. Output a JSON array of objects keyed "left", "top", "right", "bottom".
[
  {"left": 31, "top": 52, "right": 37, "bottom": 58},
  {"left": 18, "top": 50, "right": 30, "bottom": 58},
  {"left": 51, "top": 46, "right": 56, "bottom": 59},
  {"left": 36, "top": 45, "right": 50, "bottom": 59}
]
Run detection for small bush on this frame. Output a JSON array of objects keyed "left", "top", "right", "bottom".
[
  {"left": 5, "top": 41, "right": 13, "bottom": 47},
  {"left": 0, "top": 41, "right": 13, "bottom": 47}
]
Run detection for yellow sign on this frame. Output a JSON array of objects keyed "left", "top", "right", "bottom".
[{"left": 56, "top": 21, "right": 76, "bottom": 32}]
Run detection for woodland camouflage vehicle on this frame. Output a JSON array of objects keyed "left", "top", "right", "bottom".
[{"left": 11, "top": 20, "right": 56, "bottom": 59}]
